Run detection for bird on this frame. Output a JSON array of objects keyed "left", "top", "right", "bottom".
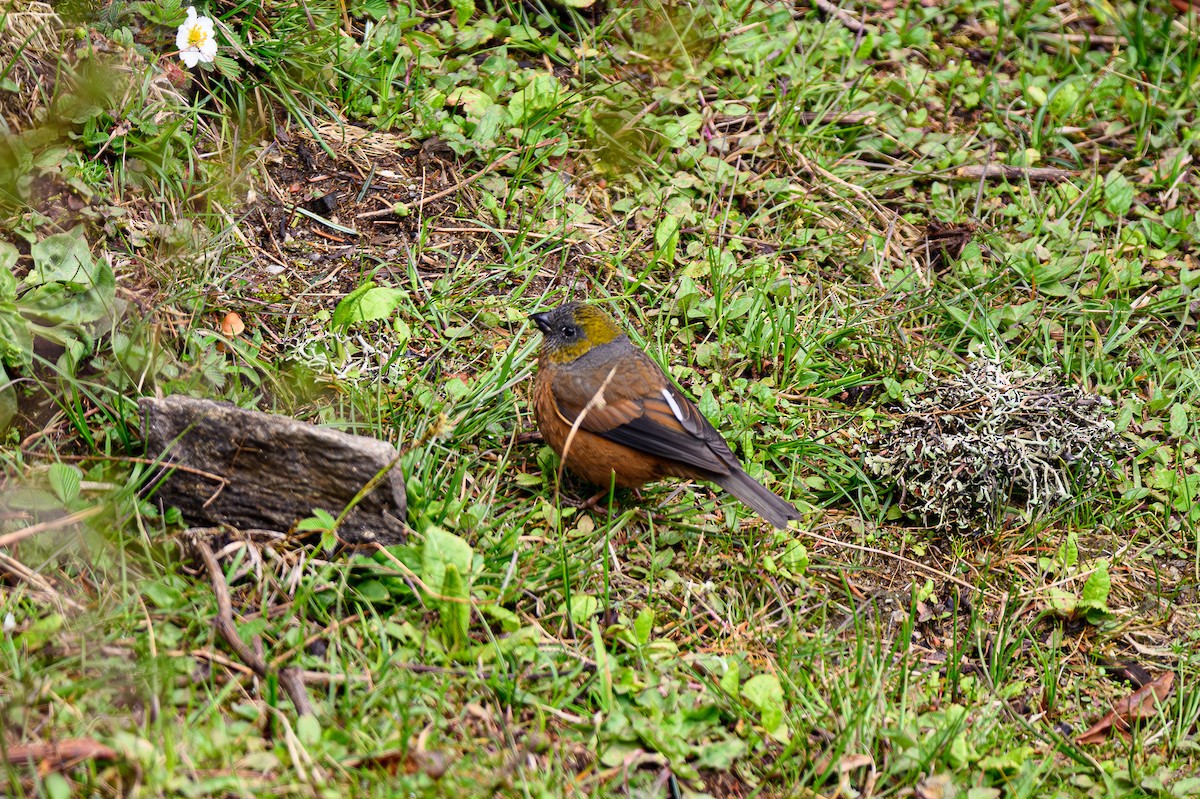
[{"left": 529, "top": 301, "right": 801, "bottom": 529}]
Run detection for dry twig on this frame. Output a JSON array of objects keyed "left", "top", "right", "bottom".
[
  {"left": 953, "top": 164, "right": 1079, "bottom": 183},
  {"left": 4, "top": 738, "right": 118, "bottom": 771},
  {"left": 808, "top": 0, "right": 869, "bottom": 34},
  {"left": 795, "top": 111, "right": 876, "bottom": 125},
  {"left": 192, "top": 535, "right": 315, "bottom": 716}
]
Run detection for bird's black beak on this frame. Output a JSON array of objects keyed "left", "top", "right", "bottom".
[{"left": 530, "top": 312, "right": 553, "bottom": 334}]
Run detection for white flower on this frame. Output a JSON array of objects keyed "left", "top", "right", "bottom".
[
  {"left": 2, "top": 613, "right": 14, "bottom": 634},
  {"left": 176, "top": 6, "right": 217, "bottom": 68}
]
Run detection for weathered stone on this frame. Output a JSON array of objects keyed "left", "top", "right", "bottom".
[{"left": 140, "top": 395, "right": 406, "bottom": 544}]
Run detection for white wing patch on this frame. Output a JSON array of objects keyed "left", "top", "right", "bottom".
[{"left": 660, "top": 387, "right": 685, "bottom": 424}]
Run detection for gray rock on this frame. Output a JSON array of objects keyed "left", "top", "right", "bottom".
[{"left": 140, "top": 395, "right": 407, "bottom": 544}]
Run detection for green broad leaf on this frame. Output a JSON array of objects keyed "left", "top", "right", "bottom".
[
  {"left": 472, "top": 104, "right": 510, "bottom": 149},
  {"left": 979, "top": 745, "right": 1036, "bottom": 774},
  {"left": 507, "top": 72, "right": 561, "bottom": 124},
  {"left": 440, "top": 564, "right": 470, "bottom": 649},
  {"left": 1170, "top": 777, "right": 1200, "bottom": 797},
  {"left": 15, "top": 611, "right": 64, "bottom": 651},
  {"left": 0, "top": 364, "right": 15, "bottom": 432},
  {"left": 1169, "top": 403, "right": 1189, "bottom": 438},
  {"left": 1049, "top": 81, "right": 1081, "bottom": 117},
  {"left": 1046, "top": 587, "right": 1077, "bottom": 615},
  {"left": 944, "top": 305, "right": 987, "bottom": 340},
  {"left": 445, "top": 377, "right": 471, "bottom": 400},
  {"left": 295, "top": 713, "right": 321, "bottom": 746},
  {"left": 480, "top": 603, "right": 521, "bottom": 633},
  {"left": 0, "top": 242, "right": 18, "bottom": 294},
  {"left": 1079, "top": 560, "right": 1111, "bottom": 620},
  {"left": 0, "top": 313, "right": 33, "bottom": 367},
  {"left": 355, "top": 579, "right": 390, "bottom": 603},
  {"left": 332, "top": 282, "right": 406, "bottom": 327},
  {"left": 564, "top": 594, "right": 599, "bottom": 626},
  {"left": 455, "top": 625, "right": 541, "bottom": 664},
  {"left": 599, "top": 741, "right": 641, "bottom": 768},
  {"left": 780, "top": 541, "right": 808, "bottom": 573},
  {"left": 43, "top": 773, "right": 72, "bottom": 799},
  {"left": 47, "top": 463, "right": 82, "bottom": 504},
  {"left": 28, "top": 228, "right": 95, "bottom": 286},
  {"left": 449, "top": 0, "right": 474, "bottom": 26},
  {"left": 361, "top": 0, "right": 389, "bottom": 19},
  {"left": 654, "top": 215, "right": 681, "bottom": 266},
  {"left": 19, "top": 278, "right": 114, "bottom": 328},
  {"left": 719, "top": 660, "right": 740, "bottom": 697},
  {"left": 742, "top": 673, "right": 785, "bottom": 734},
  {"left": 694, "top": 736, "right": 747, "bottom": 770},
  {"left": 421, "top": 526, "right": 474, "bottom": 595},
  {"left": 1056, "top": 530, "right": 1079, "bottom": 569},
  {"left": 633, "top": 608, "right": 654, "bottom": 645},
  {"left": 392, "top": 317, "right": 411, "bottom": 347},
  {"left": 143, "top": 578, "right": 186, "bottom": 610},
  {"left": 1104, "top": 173, "right": 1134, "bottom": 217},
  {"left": 446, "top": 86, "right": 492, "bottom": 118},
  {"left": 946, "top": 730, "right": 972, "bottom": 768}
]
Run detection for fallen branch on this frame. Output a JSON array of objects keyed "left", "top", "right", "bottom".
[
  {"left": 193, "top": 536, "right": 314, "bottom": 716},
  {"left": 953, "top": 164, "right": 1079, "bottom": 183},
  {"left": 4, "top": 738, "right": 118, "bottom": 771},
  {"left": 809, "top": 0, "right": 869, "bottom": 35},
  {"left": 796, "top": 111, "right": 876, "bottom": 126}
]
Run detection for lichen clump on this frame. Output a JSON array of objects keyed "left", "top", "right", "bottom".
[{"left": 865, "top": 360, "right": 1121, "bottom": 532}]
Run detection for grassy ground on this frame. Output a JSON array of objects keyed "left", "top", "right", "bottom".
[{"left": 3, "top": 0, "right": 1200, "bottom": 796}]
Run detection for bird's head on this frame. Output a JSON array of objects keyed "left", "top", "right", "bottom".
[{"left": 530, "top": 302, "right": 624, "bottom": 363}]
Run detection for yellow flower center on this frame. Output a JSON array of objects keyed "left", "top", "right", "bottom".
[{"left": 187, "top": 26, "right": 208, "bottom": 47}]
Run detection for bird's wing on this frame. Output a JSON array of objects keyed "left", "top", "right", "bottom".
[{"left": 549, "top": 349, "right": 735, "bottom": 476}]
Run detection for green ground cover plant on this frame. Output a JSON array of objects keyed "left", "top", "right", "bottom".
[{"left": 2, "top": 0, "right": 1200, "bottom": 796}]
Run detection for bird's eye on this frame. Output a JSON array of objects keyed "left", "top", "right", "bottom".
[{"left": 561, "top": 325, "right": 576, "bottom": 337}]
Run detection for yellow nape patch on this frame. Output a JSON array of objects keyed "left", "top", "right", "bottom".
[{"left": 574, "top": 305, "right": 623, "bottom": 346}]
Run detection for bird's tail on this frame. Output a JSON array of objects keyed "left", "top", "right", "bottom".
[{"left": 714, "top": 467, "right": 801, "bottom": 529}]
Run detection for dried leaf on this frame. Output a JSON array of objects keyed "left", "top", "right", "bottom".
[
  {"left": 838, "top": 753, "right": 874, "bottom": 772},
  {"left": 1077, "top": 671, "right": 1174, "bottom": 745}
]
